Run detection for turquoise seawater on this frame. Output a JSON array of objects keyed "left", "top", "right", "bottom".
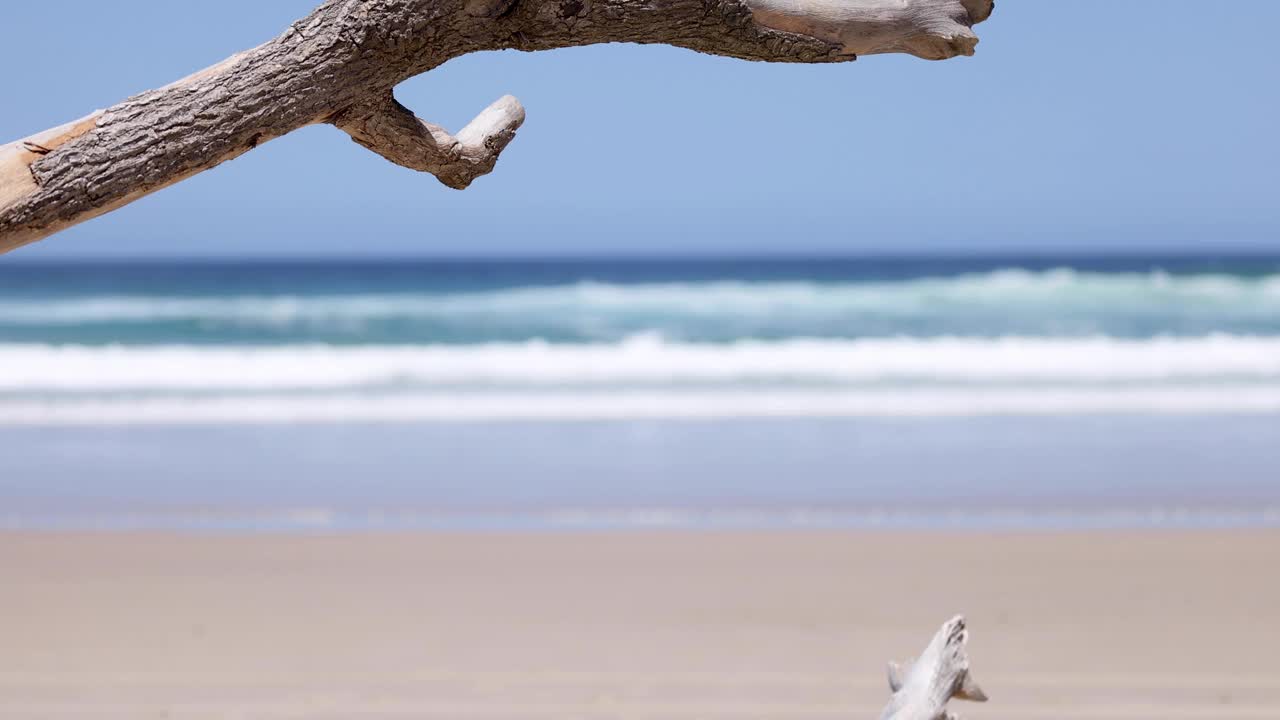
[
  {"left": 2, "top": 255, "right": 1279, "bottom": 530},
  {"left": 4, "top": 255, "right": 1280, "bottom": 345},
  {"left": 3, "top": 255, "right": 1280, "bottom": 423}
]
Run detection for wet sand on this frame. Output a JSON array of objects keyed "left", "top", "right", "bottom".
[{"left": 2, "top": 530, "right": 1278, "bottom": 718}]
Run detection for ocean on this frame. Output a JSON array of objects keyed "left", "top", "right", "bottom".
[{"left": 2, "top": 254, "right": 1279, "bottom": 530}]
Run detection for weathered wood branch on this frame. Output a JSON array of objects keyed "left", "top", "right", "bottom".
[
  {"left": 334, "top": 94, "right": 525, "bottom": 190},
  {"left": 881, "top": 615, "right": 987, "bottom": 720},
  {"left": 0, "top": 0, "right": 994, "bottom": 254}
]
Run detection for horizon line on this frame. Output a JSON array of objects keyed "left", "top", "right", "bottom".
[{"left": 6, "top": 247, "right": 1280, "bottom": 265}]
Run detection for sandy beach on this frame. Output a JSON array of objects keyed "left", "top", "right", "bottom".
[{"left": 2, "top": 530, "right": 1278, "bottom": 719}]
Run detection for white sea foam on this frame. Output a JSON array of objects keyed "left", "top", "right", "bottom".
[
  {"left": 4, "top": 387, "right": 1280, "bottom": 425},
  {"left": 5, "top": 334, "right": 1280, "bottom": 424},
  {"left": 2, "top": 335, "right": 1280, "bottom": 392}
]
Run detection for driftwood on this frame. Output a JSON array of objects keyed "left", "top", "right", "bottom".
[
  {"left": 0, "top": 0, "right": 994, "bottom": 253},
  {"left": 881, "top": 615, "right": 988, "bottom": 720}
]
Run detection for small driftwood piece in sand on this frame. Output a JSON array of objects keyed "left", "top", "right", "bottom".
[
  {"left": 0, "top": 0, "right": 995, "bottom": 254},
  {"left": 880, "top": 615, "right": 988, "bottom": 720}
]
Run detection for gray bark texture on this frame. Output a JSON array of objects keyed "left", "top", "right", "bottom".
[
  {"left": 0, "top": 0, "right": 994, "bottom": 253},
  {"left": 881, "top": 615, "right": 988, "bottom": 720}
]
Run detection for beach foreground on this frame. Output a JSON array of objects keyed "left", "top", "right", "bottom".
[{"left": 2, "top": 531, "right": 1278, "bottom": 719}]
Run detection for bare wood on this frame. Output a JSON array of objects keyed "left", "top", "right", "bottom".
[
  {"left": 0, "top": 112, "right": 104, "bottom": 224},
  {"left": 880, "top": 615, "right": 988, "bottom": 720},
  {"left": 0, "top": 0, "right": 994, "bottom": 253},
  {"left": 334, "top": 94, "right": 525, "bottom": 190}
]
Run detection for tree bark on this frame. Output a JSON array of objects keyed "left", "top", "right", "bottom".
[
  {"left": 0, "top": 0, "right": 994, "bottom": 254},
  {"left": 881, "top": 615, "right": 988, "bottom": 720}
]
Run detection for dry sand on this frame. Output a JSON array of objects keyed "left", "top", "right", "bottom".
[{"left": 2, "top": 530, "right": 1278, "bottom": 719}]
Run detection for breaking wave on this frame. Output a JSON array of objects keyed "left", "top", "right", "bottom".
[
  {"left": 3, "top": 335, "right": 1280, "bottom": 423},
  {"left": 3, "top": 334, "right": 1280, "bottom": 391},
  {"left": 4, "top": 269, "right": 1280, "bottom": 342}
]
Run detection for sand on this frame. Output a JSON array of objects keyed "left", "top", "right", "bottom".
[{"left": 2, "top": 530, "right": 1278, "bottom": 719}]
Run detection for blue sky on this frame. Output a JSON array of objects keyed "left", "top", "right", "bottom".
[{"left": 4, "top": 1, "right": 1278, "bottom": 258}]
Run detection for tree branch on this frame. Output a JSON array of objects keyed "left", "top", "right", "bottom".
[
  {"left": 334, "top": 94, "right": 525, "bottom": 190},
  {"left": 745, "top": 0, "right": 990, "bottom": 60},
  {"left": 0, "top": 0, "right": 995, "bottom": 254},
  {"left": 880, "top": 615, "right": 988, "bottom": 720}
]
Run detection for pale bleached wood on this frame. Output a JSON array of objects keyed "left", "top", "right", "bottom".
[
  {"left": 0, "top": 0, "right": 994, "bottom": 254},
  {"left": 333, "top": 94, "right": 525, "bottom": 190},
  {"left": 880, "top": 615, "right": 988, "bottom": 720},
  {"left": 745, "top": 0, "right": 992, "bottom": 60}
]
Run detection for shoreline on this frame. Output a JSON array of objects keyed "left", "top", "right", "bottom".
[
  {"left": 5, "top": 505, "right": 1280, "bottom": 533},
  {"left": 6, "top": 417, "right": 1279, "bottom": 528}
]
